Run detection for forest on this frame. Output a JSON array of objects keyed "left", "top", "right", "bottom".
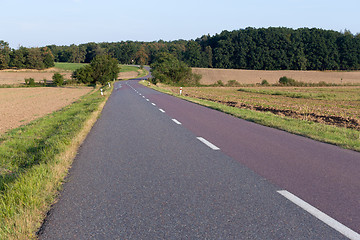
[
  {"left": 1, "top": 27, "right": 360, "bottom": 71},
  {"left": 0, "top": 41, "right": 54, "bottom": 70}
]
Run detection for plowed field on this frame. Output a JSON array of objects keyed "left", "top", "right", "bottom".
[{"left": 0, "top": 87, "right": 92, "bottom": 135}]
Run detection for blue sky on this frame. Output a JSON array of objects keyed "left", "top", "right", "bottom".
[{"left": 2, "top": 0, "right": 359, "bottom": 48}]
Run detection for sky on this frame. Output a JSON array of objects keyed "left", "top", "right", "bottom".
[{"left": 1, "top": 0, "right": 359, "bottom": 49}]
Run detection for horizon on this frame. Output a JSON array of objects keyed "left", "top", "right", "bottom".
[{"left": 2, "top": 0, "right": 359, "bottom": 49}]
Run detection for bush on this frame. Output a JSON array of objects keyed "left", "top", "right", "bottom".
[
  {"left": 216, "top": 80, "right": 225, "bottom": 86},
  {"left": 24, "top": 78, "right": 35, "bottom": 86},
  {"left": 261, "top": 79, "right": 269, "bottom": 86},
  {"left": 279, "top": 76, "right": 296, "bottom": 86},
  {"left": 226, "top": 80, "right": 241, "bottom": 87},
  {"left": 72, "top": 55, "right": 120, "bottom": 85},
  {"left": 72, "top": 65, "right": 94, "bottom": 84},
  {"left": 52, "top": 73, "right": 64, "bottom": 86},
  {"left": 150, "top": 52, "right": 202, "bottom": 86}
]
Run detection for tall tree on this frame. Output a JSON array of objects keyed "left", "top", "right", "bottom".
[{"left": 0, "top": 40, "right": 11, "bottom": 69}]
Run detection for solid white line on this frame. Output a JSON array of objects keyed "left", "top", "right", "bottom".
[
  {"left": 196, "top": 137, "right": 220, "bottom": 150},
  {"left": 277, "top": 190, "right": 360, "bottom": 240},
  {"left": 151, "top": 103, "right": 156, "bottom": 106},
  {"left": 159, "top": 109, "right": 165, "bottom": 113},
  {"left": 172, "top": 119, "right": 182, "bottom": 125}
]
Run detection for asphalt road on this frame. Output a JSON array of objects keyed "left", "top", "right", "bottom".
[{"left": 38, "top": 78, "right": 359, "bottom": 239}]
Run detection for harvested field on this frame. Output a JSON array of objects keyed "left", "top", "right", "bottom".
[
  {"left": 160, "top": 84, "right": 360, "bottom": 130},
  {"left": 192, "top": 68, "right": 360, "bottom": 85},
  {"left": 0, "top": 87, "right": 92, "bottom": 134},
  {"left": 0, "top": 68, "right": 72, "bottom": 85}
]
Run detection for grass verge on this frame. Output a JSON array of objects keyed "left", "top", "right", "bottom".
[
  {"left": 140, "top": 81, "right": 360, "bottom": 152},
  {"left": 0, "top": 84, "right": 112, "bottom": 239}
]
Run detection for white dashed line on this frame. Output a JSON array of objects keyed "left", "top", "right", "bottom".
[
  {"left": 146, "top": 99, "right": 150, "bottom": 101},
  {"left": 151, "top": 103, "right": 156, "bottom": 106},
  {"left": 172, "top": 119, "right": 182, "bottom": 125},
  {"left": 159, "top": 109, "right": 165, "bottom": 113},
  {"left": 277, "top": 190, "right": 360, "bottom": 240},
  {"left": 196, "top": 137, "right": 220, "bottom": 150}
]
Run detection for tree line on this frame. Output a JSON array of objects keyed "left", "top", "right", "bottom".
[
  {"left": 0, "top": 41, "right": 54, "bottom": 70},
  {"left": 2, "top": 27, "right": 359, "bottom": 71},
  {"left": 47, "top": 27, "right": 360, "bottom": 71}
]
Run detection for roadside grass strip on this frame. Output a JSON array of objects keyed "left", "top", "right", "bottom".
[
  {"left": 278, "top": 190, "right": 360, "bottom": 240},
  {"left": 0, "top": 85, "right": 112, "bottom": 239},
  {"left": 140, "top": 81, "right": 360, "bottom": 152}
]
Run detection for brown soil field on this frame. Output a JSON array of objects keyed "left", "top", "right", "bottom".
[
  {"left": 118, "top": 71, "right": 139, "bottom": 79},
  {"left": 0, "top": 87, "right": 92, "bottom": 135},
  {"left": 192, "top": 68, "right": 360, "bottom": 85},
  {"left": 0, "top": 68, "right": 72, "bottom": 85}
]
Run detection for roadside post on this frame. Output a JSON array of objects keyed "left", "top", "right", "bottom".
[
  {"left": 101, "top": 89, "right": 104, "bottom": 96},
  {"left": 108, "top": 82, "right": 111, "bottom": 87},
  {"left": 180, "top": 87, "right": 182, "bottom": 95}
]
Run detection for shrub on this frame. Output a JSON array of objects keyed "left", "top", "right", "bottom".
[
  {"left": 216, "top": 80, "right": 225, "bottom": 86},
  {"left": 279, "top": 76, "right": 296, "bottom": 85},
  {"left": 24, "top": 78, "right": 35, "bottom": 86},
  {"left": 150, "top": 52, "right": 202, "bottom": 86},
  {"left": 72, "top": 65, "right": 94, "bottom": 84},
  {"left": 226, "top": 80, "right": 241, "bottom": 87},
  {"left": 261, "top": 79, "right": 269, "bottom": 86},
  {"left": 52, "top": 73, "right": 64, "bottom": 86}
]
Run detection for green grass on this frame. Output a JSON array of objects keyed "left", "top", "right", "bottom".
[
  {"left": 119, "top": 65, "right": 139, "bottom": 73},
  {"left": 54, "top": 62, "right": 88, "bottom": 71},
  {"left": 0, "top": 85, "right": 112, "bottom": 239},
  {"left": 141, "top": 81, "right": 360, "bottom": 152}
]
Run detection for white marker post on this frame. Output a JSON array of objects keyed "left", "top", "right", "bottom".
[
  {"left": 101, "top": 89, "right": 104, "bottom": 96},
  {"left": 180, "top": 87, "right": 183, "bottom": 95},
  {"left": 108, "top": 82, "right": 111, "bottom": 87}
]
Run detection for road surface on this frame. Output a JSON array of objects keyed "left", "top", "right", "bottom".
[{"left": 39, "top": 77, "right": 359, "bottom": 239}]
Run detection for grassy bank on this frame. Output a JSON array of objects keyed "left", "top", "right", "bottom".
[
  {"left": 140, "top": 81, "right": 360, "bottom": 152},
  {"left": 0, "top": 85, "right": 112, "bottom": 239}
]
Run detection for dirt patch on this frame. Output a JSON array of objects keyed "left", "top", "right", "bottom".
[
  {"left": 0, "top": 69, "right": 72, "bottom": 85},
  {"left": 193, "top": 68, "right": 360, "bottom": 85},
  {"left": 0, "top": 87, "right": 93, "bottom": 135},
  {"left": 118, "top": 71, "right": 138, "bottom": 79}
]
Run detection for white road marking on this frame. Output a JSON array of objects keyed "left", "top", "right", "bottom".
[
  {"left": 196, "top": 137, "right": 220, "bottom": 150},
  {"left": 146, "top": 99, "right": 150, "bottom": 101},
  {"left": 159, "top": 109, "right": 165, "bottom": 113},
  {"left": 172, "top": 119, "right": 182, "bottom": 125},
  {"left": 151, "top": 103, "right": 156, "bottom": 106},
  {"left": 277, "top": 190, "right": 360, "bottom": 240},
  {"left": 142, "top": 96, "right": 145, "bottom": 98}
]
